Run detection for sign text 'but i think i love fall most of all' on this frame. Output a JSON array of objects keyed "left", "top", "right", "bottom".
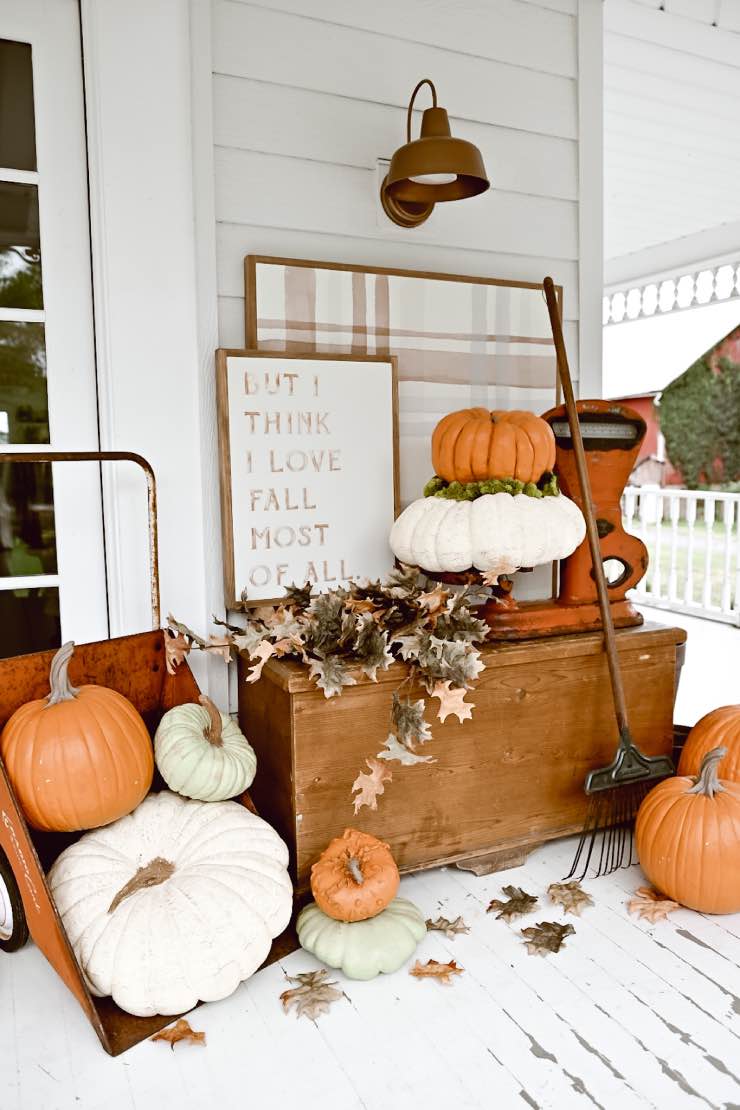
[{"left": 218, "top": 353, "right": 398, "bottom": 604}]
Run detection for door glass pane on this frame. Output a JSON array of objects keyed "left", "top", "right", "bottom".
[
  {"left": 0, "top": 587, "right": 60, "bottom": 659},
  {"left": 0, "top": 459, "right": 56, "bottom": 575},
  {"left": 0, "top": 39, "right": 36, "bottom": 171},
  {"left": 0, "top": 320, "right": 49, "bottom": 442},
  {"left": 0, "top": 181, "right": 42, "bottom": 309}
]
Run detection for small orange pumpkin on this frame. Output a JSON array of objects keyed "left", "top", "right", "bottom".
[
  {"left": 431, "top": 408, "right": 556, "bottom": 484},
  {"left": 310, "top": 828, "right": 400, "bottom": 922},
  {"left": 0, "top": 641, "right": 154, "bottom": 832},
  {"left": 678, "top": 705, "right": 740, "bottom": 782},
  {"left": 635, "top": 747, "right": 740, "bottom": 914}
]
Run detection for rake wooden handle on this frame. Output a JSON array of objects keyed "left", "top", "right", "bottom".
[{"left": 543, "top": 277, "right": 631, "bottom": 739}]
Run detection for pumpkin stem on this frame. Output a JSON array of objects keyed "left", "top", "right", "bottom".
[
  {"left": 199, "top": 695, "right": 223, "bottom": 747},
  {"left": 688, "top": 746, "right": 727, "bottom": 799},
  {"left": 346, "top": 855, "right": 364, "bottom": 885},
  {"left": 45, "top": 642, "right": 80, "bottom": 707},
  {"left": 108, "top": 856, "right": 176, "bottom": 914}
]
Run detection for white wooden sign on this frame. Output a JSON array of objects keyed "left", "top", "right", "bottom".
[{"left": 216, "top": 351, "right": 398, "bottom": 605}]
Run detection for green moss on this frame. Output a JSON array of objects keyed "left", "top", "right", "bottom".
[{"left": 426, "top": 471, "right": 560, "bottom": 501}]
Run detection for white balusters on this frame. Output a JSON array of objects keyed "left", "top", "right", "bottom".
[
  {"left": 652, "top": 492, "right": 664, "bottom": 598},
  {"left": 624, "top": 487, "right": 738, "bottom": 624},
  {"left": 684, "top": 498, "right": 697, "bottom": 607},
  {"left": 702, "top": 499, "right": 716, "bottom": 610},
  {"left": 721, "top": 499, "right": 735, "bottom": 615},
  {"left": 667, "top": 495, "right": 681, "bottom": 603}
]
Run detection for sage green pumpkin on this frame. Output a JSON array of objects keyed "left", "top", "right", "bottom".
[
  {"left": 297, "top": 897, "right": 427, "bottom": 980},
  {"left": 154, "top": 696, "right": 257, "bottom": 802}
]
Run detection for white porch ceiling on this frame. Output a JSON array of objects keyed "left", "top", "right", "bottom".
[{"left": 605, "top": 0, "right": 740, "bottom": 281}]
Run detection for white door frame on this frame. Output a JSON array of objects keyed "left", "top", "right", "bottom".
[
  {"left": 80, "top": 0, "right": 226, "bottom": 699},
  {"left": 0, "top": 0, "right": 108, "bottom": 645}
]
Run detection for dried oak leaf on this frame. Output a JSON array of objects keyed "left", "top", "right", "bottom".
[
  {"left": 164, "top": 631, "right": 191, "bottom": 676},
  {"left": 548, "top": 881, "right": 594, "bottom": 917},
  {"left": 521, "top": 921, "right": 575, "bottom": 956},
  {"left": 392, "top": 693, "right": 432, "bottom": 747},
  {"left": 410, "top": 959, "right": 464, "bottom": 985},
  {"left": 309, "top": 654, "right": 357, "bottom": 698},
  {"left": 280, "top": 969, "right": 343, "bottom": 1021},
  {"left": 353, "top": 616, "right": 394, "bottom": 681},
  {"left": 351, "top": 757, "right": 392, "bottom": 814},
  {"left": 204, "top": 635, "right": 233, "bottom": 664},
  {"left": 487, "top": 885, "right": 539, "bottom": 921},
  {"left": 283, "top": 582, "right": 313, "bottom": 611},
  {"left": 431, "top": 680, "right": 474, "bottom": 724},
  {"left": 425, "top": 915, "right": 470, "bottom": 938},
  {"left": 245, "top": 640, "right": 276, "bottom": 683},
  {"left": 377, "top": 733, "right": 435, "bottom": 766},
  {"left": 628, "top": 886, "right": 680, "bottom": 923},
  {"left": 417, "top": 585, "right": 449, "bottom": 620},
  {"left": 231, "top": 624, "right": 267, "bottom": 658},
  {"left": 151, "top": 1019, "right": 206, "bottom": 1049}
]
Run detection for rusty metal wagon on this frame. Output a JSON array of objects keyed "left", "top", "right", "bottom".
[{"left": 0, "top": 452, "right": 297, "bottom": 1055}]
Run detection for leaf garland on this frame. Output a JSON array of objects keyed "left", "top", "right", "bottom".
[{"left": 168, "top": 565, "right": 488, "bottom": 810}]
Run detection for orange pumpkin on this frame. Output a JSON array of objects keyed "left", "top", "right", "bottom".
[
  {"left": 635, "top": 747, "right": 740, "bottom": 914},
  {"left": 310, "top": 828, "right": 400, "bottom": 922},
  {"left": 0, "top": 641, "right": 154, "bottom": 832},
  {"left": 678, "top": 705, "right": 740, "bottom": 782},
  {"left": 431, "top": 408, "right": 556, "bottom": 484}
]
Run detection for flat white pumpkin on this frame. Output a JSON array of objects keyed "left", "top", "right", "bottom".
[
  {"left": 297, "top": 897, "right": 426, "bottom": 980},
  {"left": 154, "top": 696, "right": 257, "bottom": 802},
  {"left": 389, "top": 492, "right": 586, "bottom": 576},
  {"left": 47, "top": 791, "right": 292, "bottom": 1017}
]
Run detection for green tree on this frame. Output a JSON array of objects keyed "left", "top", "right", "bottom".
[{"left": 660, "top": 355, "right": 740, "bottom": 488}]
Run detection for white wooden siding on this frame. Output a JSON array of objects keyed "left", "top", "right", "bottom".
[{"left": 211, "top": 0, "right": 603, "bottom": 388}]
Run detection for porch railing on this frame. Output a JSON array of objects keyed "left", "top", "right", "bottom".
[{"left": 622, "top": 486, "right": 740, "bottom": 625}]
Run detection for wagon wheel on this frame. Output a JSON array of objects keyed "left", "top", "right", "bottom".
[{"left": 0, "top": 846, "right": 28, "bottom": 953}]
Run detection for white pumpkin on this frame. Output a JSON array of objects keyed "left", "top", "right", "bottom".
[
  {"left": 389, "top": 492, "right": 586, "bottom": 576},
  {"left": 297, "top": 897, "right": 427, "bottom": 980},
  {"left": 154, "top": 696, "right": 256, "bottom": 802},
  {"left": 47, "top": 791, "right": 292, "bottom": 1017}
]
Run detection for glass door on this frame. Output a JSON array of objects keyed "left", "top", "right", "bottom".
[{"left": 0, "top": 0, "right": 107, "bottom": 657}]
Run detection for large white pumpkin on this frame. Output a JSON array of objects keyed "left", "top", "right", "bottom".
[
  {"left": 154, "top": 696, "right": 257, "bottom": 802},
  {"left": 389, "top": 492, "right": 586, "bottom": 576},
  {"left": 47, "top": 791, "right": 293, "bottom": 1017}
]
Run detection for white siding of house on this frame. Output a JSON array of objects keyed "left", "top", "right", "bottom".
[
  {"left": 605, "top": 0, "right": 740, "bottom": 283},
  {"left": 211, "top": 0, "right": 604, "bottom": 393}
]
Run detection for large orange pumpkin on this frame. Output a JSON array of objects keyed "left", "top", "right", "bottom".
[
  {"left": 635, "top": 747, "right": 740, "bottom": 914},
  {"left": 310, "top": 828, "right": 400, "bottom": 922},
  {"left": 431, "top": 408, "right": 556, "bottom": 484},
  {"left": 678, "top": 705, "right": 740, "bottom": 782},
  {"left": 0, "top": 641, "right": 154, "bottom": 832}
]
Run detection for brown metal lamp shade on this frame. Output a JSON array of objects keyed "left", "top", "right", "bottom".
[{"left": 381, "top": 78, "right": 489, "bottom": 228}]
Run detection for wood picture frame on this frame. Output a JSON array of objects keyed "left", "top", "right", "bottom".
[
  {"left": 216, "top": 348, "right": 399, "bottom": 608},
  {"left": 243, "top": 255, "right": 564, "bottom": 510}
]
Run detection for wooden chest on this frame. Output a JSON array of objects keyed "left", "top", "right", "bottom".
[{"left": 239, "top": 623, "right": 686, "bottom": 889}]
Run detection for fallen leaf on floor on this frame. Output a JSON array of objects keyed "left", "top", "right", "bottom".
[
  {"left": 410, "top": 959, "right": 464, "bottom": 985},
  {"left": 351, "top": 757, "right": 392, "bottom": 813},
  {"left": 548, "top": 880, "right": 594, "bottom": 917},
  {"left": 431, "top": 680, "right": 474, "bottom": 724},
  {"left": 425, "top": 915, "right": 470, "bottom": 938},
  {"left": 280, "top": 969, "right": 343, "bottom": 1020},
  {"left": 487, "top": 885, "right": 539, "bottom": 921},
  {"left": 628, "top": 886, "right": 680, "bottom": 923},
  {"left": 164, "top": 631, "right": 191, "bottom": 676},
  {"left": 521, "top": 921, "right": 575, "bottom": 956},
  {"left": 151, "top": 1019, "right": 206, "bottom": 1049}
]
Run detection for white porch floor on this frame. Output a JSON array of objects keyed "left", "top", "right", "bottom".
[
  {"left": 3, "top": 835, "right": 740, "bottom": 1110},
  {"left": 637, "top": 605, "right": 739, "bottom": 726}
]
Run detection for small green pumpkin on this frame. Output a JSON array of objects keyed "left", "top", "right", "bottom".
[
  {"left": 297, "top": 897, "right": 426, "bottom": 980},
  {"left": 154, "top": 696, "right": 257, "bottom": 802}
]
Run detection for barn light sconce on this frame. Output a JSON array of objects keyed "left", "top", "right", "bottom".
[{"left": 380, "top": 78, "right": 490, "bottom": 228}]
